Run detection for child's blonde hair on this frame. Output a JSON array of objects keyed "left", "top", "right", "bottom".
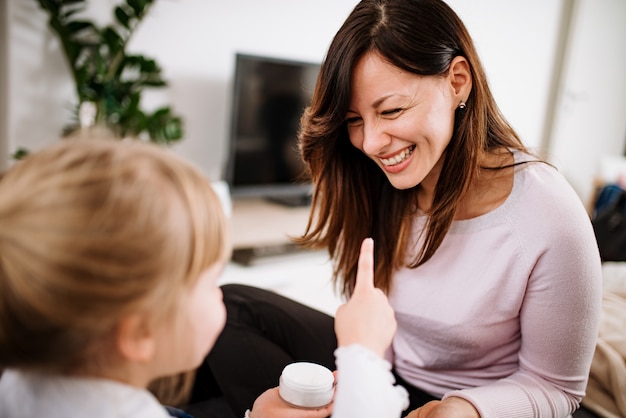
[{"left": 0, "top": 138, "right": 229, "bottom": 381}]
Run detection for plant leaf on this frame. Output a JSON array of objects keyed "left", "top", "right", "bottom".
[
  {"left": 114, "top": 6, "right": 131, "bottom": 29},
  {"left": 101, "top": 27, "right": 124, "bottom": 57},
  {"left": 126, "top": 0, "right": 147, "bottom": 18}
]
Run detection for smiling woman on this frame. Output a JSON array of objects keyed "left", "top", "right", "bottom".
[
  {"left": 199, "top": 1, "right": 603, "bottom": 418},
  {"left": 344, "top": 52, "right": 470, "bottom": 193}
]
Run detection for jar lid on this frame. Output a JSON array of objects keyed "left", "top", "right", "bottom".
[{"left": 279, "top": 362, "right": 334, "bottom": 408}]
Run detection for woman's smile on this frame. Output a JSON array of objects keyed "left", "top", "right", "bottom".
[{"left": 379, "top": 144, "right": 416, "bottom": 167}]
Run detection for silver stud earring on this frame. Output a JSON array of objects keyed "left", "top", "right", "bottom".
[{"left": 458, "top": 101, "right": 466, "bottom": 110}]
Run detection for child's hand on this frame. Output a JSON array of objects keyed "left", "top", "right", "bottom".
[
  {"left": 249, "top": 387, "right": 333, "bottom": 418},
  {"left": 334, "top": 238, "right": 397, "bottom": 357}
]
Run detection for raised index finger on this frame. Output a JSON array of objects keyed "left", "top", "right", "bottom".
[{"left": 354, "top": 237, "right": 375, "bottom": 292}]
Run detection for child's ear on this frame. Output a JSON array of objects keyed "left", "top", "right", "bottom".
[
  {"left": 448, "top": 55, "right": 472, "bottom": 102},
  {"left": 116, "top": 314, "right": 156, "bottom": 363}
]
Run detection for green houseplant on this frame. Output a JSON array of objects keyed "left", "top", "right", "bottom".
[{"left": 35, "top": 0, "right": 183, "bottom": 144}]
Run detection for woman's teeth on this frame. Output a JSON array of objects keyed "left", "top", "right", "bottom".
[{"left": 380, "top": 145, "right": 415, "bottom": 166}]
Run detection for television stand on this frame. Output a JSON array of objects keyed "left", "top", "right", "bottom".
[
  {"left": 230, "top": 197, "right": 312, "bottom": 265},
  {"left": 231, "top": 242, "right": 308, "bottom": 266},
  {"left": 266, "top": 194, "right": 312, "bottom": 207}
]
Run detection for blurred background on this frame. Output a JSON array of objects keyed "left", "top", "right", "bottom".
[{"left": 1, "top": 0, "right": 625, "bottom": 208}]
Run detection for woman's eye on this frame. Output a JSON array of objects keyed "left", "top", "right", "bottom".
[
  {"left": 345, "top": 116, "right": 362, "bottom": 126},
  {"left": 382, "top": 108, "right": 403, "bottom": 117}
]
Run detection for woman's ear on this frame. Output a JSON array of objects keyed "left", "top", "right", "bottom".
[
  {"left": 448, "top": 56, "right": 472, "bottom": 102},
  {"left": 116, "top": 314, "right": 156, "bottom": 363}
]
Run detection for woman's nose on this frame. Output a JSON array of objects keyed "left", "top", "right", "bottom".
[{"left": 362, "top": 121, "right": 391, "bottom": 156}]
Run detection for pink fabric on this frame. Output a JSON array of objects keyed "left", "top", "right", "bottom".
[{"left": 388, "top": 156, "right": 602, "bottom": 417}]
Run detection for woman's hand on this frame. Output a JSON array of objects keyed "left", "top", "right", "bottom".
[
  {"left": 249, "top": 387, "right": 333, "bottom": 418},
  {"left": 404, "top": 397, "right": 480, "bottom": 418},
  {"left": 334, "top": 238, "right": 397, "bottom": 357}
]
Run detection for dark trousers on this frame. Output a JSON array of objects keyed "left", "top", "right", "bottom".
[
  {"left": 193, "top": 284, "right": 337, "bottom": 416},
  {"left": 191, "top": 284, "right": 438, "bottom": 417}
]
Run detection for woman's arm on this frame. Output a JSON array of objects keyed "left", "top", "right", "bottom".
[{"left": 442, "top": 183, "right": 603, "bottom": 417}]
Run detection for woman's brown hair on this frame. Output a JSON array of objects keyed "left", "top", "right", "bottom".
[
  {"left": 297, "top": 0, "right": 529, "bottom": 296},
  {"left": 0, "top": 137, "right": 229, "bottom": 405}
]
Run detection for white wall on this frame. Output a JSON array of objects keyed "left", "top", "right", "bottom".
[
  {"left": 3, "top": 0, "right": 625, "bottom": 207},
  {"left": 547, "top": 0, "right": 626, "bottom": 206}
]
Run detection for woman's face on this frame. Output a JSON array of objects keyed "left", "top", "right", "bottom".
[{"left": 346, "top": 51, "right": 459, "bottom": 190}]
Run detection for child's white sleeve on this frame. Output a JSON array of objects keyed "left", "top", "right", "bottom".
[{"left": 332, "top": 344, "right": 409, "bottom": 418}]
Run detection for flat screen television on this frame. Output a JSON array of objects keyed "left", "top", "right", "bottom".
[{"left": 224, "top": 53, "right": 321, "bottom": 206}]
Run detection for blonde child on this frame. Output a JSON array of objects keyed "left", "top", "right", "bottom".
[
  {"left": 0, "top": 138, "right": 231, "bottom": 417},
  {"left": 0, "top": 138, "right": 407, "bottom": 418}
]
